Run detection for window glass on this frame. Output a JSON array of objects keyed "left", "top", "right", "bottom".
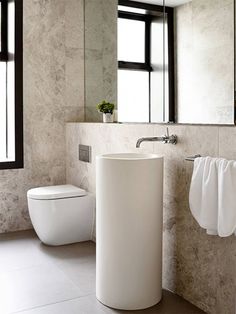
[
  {"left": 118, "top": 70, "right": 149, "bottom": 122},
  {"left": 5, "top": 1, "right": 15, "bottom": 161},
  {"left": 0, "top": 0, "right": 23, "bottom": 168},
  {"left": 0, "top": 62, "right": 7, "bottom": 160},
  {"left": 118, "top": 18, "right": 145, "bottom": 63},
  {"left": 8, "top": 1, "right": 14, "bottom": 54},
  {"left": 118, "top": 6, "right": 146, "bottom": 14},
  {"left": 7, "top": 61, "right": 15, "bottom": 161}
]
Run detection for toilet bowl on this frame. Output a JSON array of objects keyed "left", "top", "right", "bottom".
[{"left": 27, "top": 184, "right": 95, "bottom": 246}]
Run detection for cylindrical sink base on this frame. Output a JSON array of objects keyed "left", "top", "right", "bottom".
[{"left": 96, "top": 154, "right": 163, "bottom": 310}]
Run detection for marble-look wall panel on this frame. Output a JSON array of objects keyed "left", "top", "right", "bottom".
[
  {"left": 0, "top": 0, "right": 85, "bottom": 233},
  {"left": 84, "top": 0, "right": 117, "bottom": 122},
  {"left": 66, "top": 123, "right": 236, "bottom": 314},
  {"left": 66, "top": 123, "right": 155, "bottom": 194},
  {"left": 175, "top": 0, "right": 234, "bottom": 124}
]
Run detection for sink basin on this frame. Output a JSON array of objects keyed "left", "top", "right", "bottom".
[
  {"left": 96, "top": 153, "right": 163, "bottom": 310},
  {"left": 99, "top": 153, "right": 161, "bottom": 160}
]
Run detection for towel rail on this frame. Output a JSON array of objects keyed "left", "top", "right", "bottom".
[{"left": 185, "top": 154, "right": 202, "bottom": 162}]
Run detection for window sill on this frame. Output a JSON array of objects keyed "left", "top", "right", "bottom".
[{"left": 0, "top": 160, "right": 24, "bottom": 170}]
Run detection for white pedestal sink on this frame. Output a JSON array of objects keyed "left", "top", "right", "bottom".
[{"left": 96, "top": 153, "right": 163, "bottom": 310}]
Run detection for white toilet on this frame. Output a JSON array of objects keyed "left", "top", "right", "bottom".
[{"left": 27, "top": 184, "right": 94, "bottom": 246}]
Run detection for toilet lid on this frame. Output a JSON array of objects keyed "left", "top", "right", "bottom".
[{"left": 27, "top": 184, "right": 87, "bottom": 200}]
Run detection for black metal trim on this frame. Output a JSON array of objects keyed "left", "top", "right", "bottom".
[
  {"left": 119, "top": 61, "right": 152, "bottom": 72},
  {"left": 118, "top": 0, "right": 175, "bottom": 123},
  {"left": 0, "top": 0, "right": 23, "bottom": 170},
  {"left": 118, "top": 11, "right": 149, "bottom": 21},
  {"left": 145, "top": 17, "right": 151, "bottom": 67},
  {"left": 234, "top": 0, "right": 236, "bottom": 124},
  {"left": 118, "top": 11, "right": 151, "bottom": 69},
  {"left": 148, "top": 72, "right": 151, "bottom": 123},
  {"left": 166, "top": 8, "right": 175, "bottom": 122},
  {"left": 118, "top": 10, "right": 152, "bottom": 71},
  {"left": 119, "top": 0, "right": 172, "bottom": 14},
  {"left": 0, "top": 0, "right": 8, "bottom": 61}
]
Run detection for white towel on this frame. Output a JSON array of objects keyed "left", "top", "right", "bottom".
[
  {"left": 189, "top": 156, "right": 236, "bottom": 237},
  {"left": 218, "top": 159, "right": 236, "bottom": 236}
]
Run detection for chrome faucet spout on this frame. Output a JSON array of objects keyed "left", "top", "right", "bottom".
[
  {"left": 136, "top": 137, "right": 165, "bottom": 148},
  {"left": 136, "top": 128, "right": 178, "bottom": 148}
]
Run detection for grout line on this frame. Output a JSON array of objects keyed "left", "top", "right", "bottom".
[{"left": 11, "top": 293, "right": 96, "bottom": 314}]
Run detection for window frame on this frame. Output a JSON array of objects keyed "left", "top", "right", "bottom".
[
  {"left": 0, "top": 0, "right": 8, "bottom": 61},
  {"left": 0, "top": 0, "right": 23, "bottom": 170},
  {"left": 118, "top": 11, "right": 152, "bottom": 72},
  {"left": 118, "top": 10, "right": 152, "bottom": 122},
  {"left": 118, "top": 0, "right": 175, "bottom": 123}
]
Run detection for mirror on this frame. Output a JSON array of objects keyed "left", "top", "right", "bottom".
[
  {"left": 84, "top": 0, "right": 235, "bottom": 125},
  {"left": 84, "top": 0, "right": 117, "bottom": 122},
  {"left": 173, "top": 0, "right": 235, "bottom": 124},
  {"left": 117, "top": 1, "right": 167, "bottom": 123}
]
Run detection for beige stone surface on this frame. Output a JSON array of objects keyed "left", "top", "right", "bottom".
[
  {"left": 1, "top": 1, "right": 236, "bottom": 314},
  {"left": 175, "top": 0, "right": 234, "bottom": 124},
  {"left": 66, "top": 123, "right": 236, "bottom": 314},
  {"left": 84, "top": 0, "right": 117, "bottom": 121},
  {"left": 0, "top": 0, "right": 85, "bottom": 233},
  {"left": 84, "top": 0, "right": 235, "bottom": 125}
]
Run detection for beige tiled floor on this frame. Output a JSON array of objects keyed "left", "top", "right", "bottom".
[{"left": 0, "top": 230, "right": 205, "bottom": 314}]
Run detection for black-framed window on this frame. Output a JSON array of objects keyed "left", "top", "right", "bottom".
[
  {"left": 118, "top": 11, "right": 152, "bottom": 72},
  {"left": 118, "top": 9, "right": 152, "bottom": 123},
  {"left": 0, "top": 0, "right": 8, "bottom": 61},
  {"left": 118, "top": 0, "right": 174, "bottom": 123},
  {"left": 0, "top": 0, "right": 23, "bottom": 169}
]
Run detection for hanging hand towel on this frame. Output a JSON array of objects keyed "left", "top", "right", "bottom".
[
  {"left": 189, "top": 157, "right": 236, "bottom": 237},
  {"left": 189, "top": 157, "right": 219, "bottom": 234},
  {"left": 217, "top": 159, "right": 236, "bottom": 236}
]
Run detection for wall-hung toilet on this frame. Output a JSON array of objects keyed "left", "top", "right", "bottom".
[{"left": 27, "top": 184, "right": 94, "bottom": 246}]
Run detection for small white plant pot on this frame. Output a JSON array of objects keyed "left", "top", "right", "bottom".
[{"left": 103, "top": 113, "right": 113, "bottom": 123}]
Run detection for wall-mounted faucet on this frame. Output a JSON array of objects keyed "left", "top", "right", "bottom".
[{"left": 136, "top": 128, "right": 178, "bottom": 148}]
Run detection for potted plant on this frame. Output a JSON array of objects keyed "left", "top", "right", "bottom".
[{"left": 96, "top": 100, "right": 115, "bottom": 123}]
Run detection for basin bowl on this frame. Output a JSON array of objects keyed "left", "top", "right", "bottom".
[{"left": 96, "top": 153, "right": 163, "bottom": 310}]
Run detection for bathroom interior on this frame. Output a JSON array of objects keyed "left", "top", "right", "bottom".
[{"left": 0, "top": 0, "right": 235, "bottom": 313}]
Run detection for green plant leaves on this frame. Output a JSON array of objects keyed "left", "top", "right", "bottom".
[{"left": 96, "top": 100, "right": 115, "bottom": 114}]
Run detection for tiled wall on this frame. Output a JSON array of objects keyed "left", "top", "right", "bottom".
[
  {"left": 66, "top": 122, "right": 236, "bottom": 314},
  {"left": 1, "top": 1, "right": 235, "bottom": 313},
  {"left": 0, "top": 0, "right": 85, "bottom": 233},
  {"left": 175, "top": 0, "right": 234, "bottom": 124},
  {"left": 84, "top": 0, "right": 117, "bottom": 122}
]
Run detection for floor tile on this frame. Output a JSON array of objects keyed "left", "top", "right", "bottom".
[
  {"left": 85, "top": 292, "right": 206, "bottom": 314},
  {"left": 0, "top": 264, "right": 83, "bottom": 314},
  {"left": 37, "top": 241, "right": 96, "bottom": 294},
  {"left": 0, "top": 231, "right": 96, "bottom": 295},
  {"left": 37, "top": 240, "right": 96, "bottom": 265},
  {"left": 0, "top": 231, "right": 205, "bottom": 314},
  {"left": 15, "top": 291, "right": 205, "bottom": 314},
  {"left": 0, "top": 231, "right": 49, "bottom": 272},
  {"left": 56, "top": 258, "right": 96, "bottom": 294},
  {"left": 14, "top": 296, "right": 107, "bottom": 314}
]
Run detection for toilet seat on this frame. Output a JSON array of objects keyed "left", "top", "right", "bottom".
[{"left": 27, "top": 184, "right": 87, "bottom": 200}]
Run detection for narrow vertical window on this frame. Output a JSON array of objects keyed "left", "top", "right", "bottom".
[
  {"left": 118, "top": 1, "right": 175, "bottom": 123},
  {"left": 0, "top": 0, "right": 23, "bottom": 169},
  {"left": 118, "top": 10, "right": 151, "bottom": 123}
]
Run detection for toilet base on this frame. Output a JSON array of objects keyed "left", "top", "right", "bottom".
[{"left": 28, "top": 194, "right": 95, "bottom": 246}]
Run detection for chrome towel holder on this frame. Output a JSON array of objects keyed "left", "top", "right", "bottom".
[{"left": 185, "top": 154, "right": 202, "bottom": 162}]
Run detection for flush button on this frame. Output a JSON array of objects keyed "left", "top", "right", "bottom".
[{"left": 79, "top": 144, "right": 91, "bottom": 163}]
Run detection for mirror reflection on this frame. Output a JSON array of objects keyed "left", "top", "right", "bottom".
[
  {"left": 118, "top": 2, "right": 169, "bottom": 123},
  {"left": 84, "top": 0, "right": 235, "bottom": 125},
  {"left": 117, "top": 0, "right": 235, "bottom": 124},
  {"left": 174, "top": 0, "right": 235, "bottom": 124}
]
